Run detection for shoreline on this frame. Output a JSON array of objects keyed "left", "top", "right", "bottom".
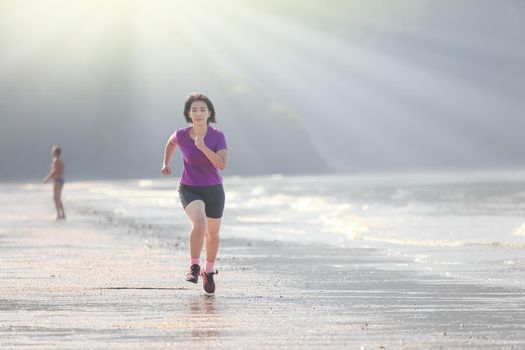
[{"left": 1, "top": 186, "right": 525, "bottom": 349}]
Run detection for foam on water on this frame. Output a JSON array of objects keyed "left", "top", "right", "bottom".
[{"left": 514, "top": 224, "right": 525, "bottom": 237}]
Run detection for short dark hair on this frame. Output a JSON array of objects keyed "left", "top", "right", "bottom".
[
  {"left": 183, "top": 93, "right": 216, "bottom": 124},
  {"left": 52, "top": 145, "right": 61, "bottom": 157}
]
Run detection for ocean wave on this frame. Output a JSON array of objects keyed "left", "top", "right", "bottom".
[
  {"left": 514, "top": 224, "right": 525, "bottom": 237},
  {"left": 236, "top": 216, "right": 283, "bottom": 224},
  {"left": 352, "top": 233, "right": 525, "bottom": 248}
]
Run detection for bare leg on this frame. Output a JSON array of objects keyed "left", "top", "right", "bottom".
[
  {"left": 183, "top": 200, "right": 207, "bottom": 261},
  {"left": 56, "top": 183, "right": 65, "bottom": 219},
  {"left": 53, "top": 183, "right": 64, "bottom": 220},
  {"left": 205, "top": 218, "right": 222, "bottom": 263}
]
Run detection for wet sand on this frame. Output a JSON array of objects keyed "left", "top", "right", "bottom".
[{"left": 1, "top": 189, "right": 525, "bottom": 349}]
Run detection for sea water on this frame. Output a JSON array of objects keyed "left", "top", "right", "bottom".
[{"left": 4, "top": 169, "right": 525, "bottom": 288}]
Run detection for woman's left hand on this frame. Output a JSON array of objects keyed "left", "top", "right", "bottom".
[{"left": 194, "top": 136, "right": 206, "bottom": 151}]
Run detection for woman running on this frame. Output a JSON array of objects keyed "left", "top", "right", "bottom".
[{"left": 161, "top": 93, "right": 228, "bottom": 295}]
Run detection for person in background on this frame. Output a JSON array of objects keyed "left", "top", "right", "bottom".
[{"left": 43, "top": 145, "right": 66, "bottom": 220}]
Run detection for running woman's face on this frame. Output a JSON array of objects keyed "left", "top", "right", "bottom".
[{"left": 189, "top": 100, "right": 211, "bottom": 124}]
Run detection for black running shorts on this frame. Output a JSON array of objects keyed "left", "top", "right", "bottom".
[{"left": 178, "top": 183, "right": 225, "bottom": 219}]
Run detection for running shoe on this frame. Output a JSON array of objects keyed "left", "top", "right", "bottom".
[
  {"left": 201, "top": 269, "right": 218, "bottom": 295},
  {"left": 185, "top": 264, "right": 200, "bottom": 283}
]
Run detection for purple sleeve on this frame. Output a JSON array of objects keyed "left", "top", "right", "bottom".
[
  {"left": 170, "top": 130, "right": 178, "bottom": 145},
  {"left": 216, "top": 132, "right": 228, "bottom": 151}
]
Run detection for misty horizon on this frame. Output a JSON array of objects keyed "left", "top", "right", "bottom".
[{"left": 1, "top": 0, "right": 524, "bottom": 181}]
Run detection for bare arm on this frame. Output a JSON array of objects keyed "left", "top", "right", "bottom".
[
  {"left": 161, "top": 139, "right": 177, "bottom": 176},
  {"left": 201, "top": 148, "right": 228, "bottom": 170},
  {"left": 43, "top": 160, "right": 57, "bottom": 183},
  {"left": 194, "top": 136, "right": 227, "bottom": 170}
]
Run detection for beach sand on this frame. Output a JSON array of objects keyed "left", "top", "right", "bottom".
[{"left": 1, "top": 188, "right": 525, "bottom": 349}]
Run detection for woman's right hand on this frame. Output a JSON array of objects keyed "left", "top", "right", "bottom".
[{"left": 161, "top": 164, "right": 171, "bottom": 176}]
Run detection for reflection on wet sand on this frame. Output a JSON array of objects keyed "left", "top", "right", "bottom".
[{"left": 187, "top": 295, "right": 220, "bottom": 339}]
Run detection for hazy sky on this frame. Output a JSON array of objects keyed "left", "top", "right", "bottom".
[{"left": 1, "top": 0, "right": 524, "bottom": 180}]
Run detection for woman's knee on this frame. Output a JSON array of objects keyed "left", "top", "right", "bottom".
[
  {"left": 206, "top": 230, "right": 220, "bottom": 242},
  {"left": 192, "top": 219, "right": 208, "bottom": 235}
]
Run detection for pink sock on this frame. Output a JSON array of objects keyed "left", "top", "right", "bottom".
[
  {"left": 205, "top": 260, "right": 215, "bottom": 273},
  {"left": 191, "top": 256, "right": 200, "bottom": 266}
]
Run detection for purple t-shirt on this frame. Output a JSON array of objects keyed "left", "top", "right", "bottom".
[{"left": 170, "top": 126, "right": 228, "bottom": 186}]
